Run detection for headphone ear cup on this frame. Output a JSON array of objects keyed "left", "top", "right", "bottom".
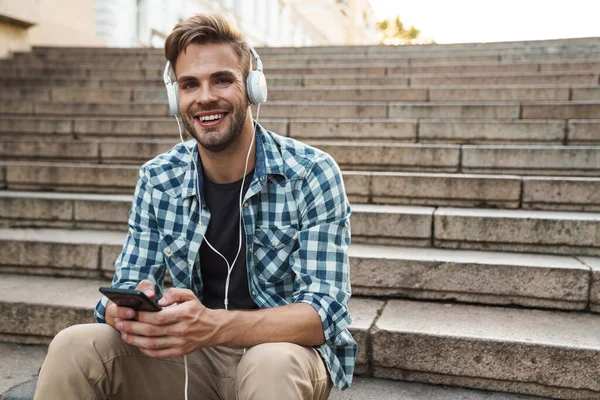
[
  {"left": 166, "top": 82, "right": 180, "bottom": 116},
  {"left": 246, "top": 71, "right": 268, "bottom": 105}
]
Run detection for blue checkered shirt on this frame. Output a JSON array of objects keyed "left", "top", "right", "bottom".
[{"left": 95, "top": 124, "right": 356, "bottom": 390}]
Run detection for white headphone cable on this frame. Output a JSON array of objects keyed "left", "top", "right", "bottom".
[{"left": 174, "top": 103, "right": 261, "bottom": 400}]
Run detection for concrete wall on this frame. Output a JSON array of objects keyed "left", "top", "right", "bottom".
[
  {"left": 0, "top": 0, "right": 40, "bottom": 57},
  {"left": 28, "top": 0, "right": 105, "bottom": 46},
  {"left": 0, "top": 0, "right": 104, "bottom": 58}
]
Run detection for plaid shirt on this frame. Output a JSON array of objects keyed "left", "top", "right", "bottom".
[{"left": 95, "top": 124, "right": 356, "bottom": 390}]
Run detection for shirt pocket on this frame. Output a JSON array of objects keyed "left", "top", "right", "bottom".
[
  {"left": 159, "top": 234, "right": 189, "bottom": 279},
  {"left": 253, "top": 225, "right": 298, "bottom": 284}
]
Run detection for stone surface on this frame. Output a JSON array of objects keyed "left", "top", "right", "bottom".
[
  {"left": 523, "top": 177, "right": 600, "bottom": 211},
  {"left": 568, "top": 120, "right": 600, "bottom": 144},
  {"left": 350, "top": 205, "right": 434, "bottom": 246},
  {"left": 434, "top": 207, "right": 600, "bottom": 256},
  {"left": 581, "top": 257, "right": 600, "bottom": 313},
  {"left": 0, "top": 274, "right": 106, "bottom": 342},
  {"left": 268, "top": 87, "right": 427, "bottom": 102},
  {"left": 289, "top": 119, "right": 417, "bottom": 142},
  {"left": 312, "top": 142, "right": 460, "bottom": 172},
  {"left": 51, "top": 88, "right": 132, "bottom": 102},
  {"left": 99, "top": 140, "right": 174, "bottom": 163},
  {"left": 372, "top": 299, "right": 600, "bottom": 399},
  {"left": 522, "top": 102, "right": 600, "bottom": 119},
  {"left": 346, "top": 298, "right": 384, "bottom": 373},
  {"left": 0, "top": 118, "right": 72, "bottom": 135},
  {"left": 462, "top": 145, "right": 600, "bottom": 175},
  {"left": 0, "top": 343, "right": 46, "bottom": 395},
  {"left": 412, "top": 72, "right": 598, "bottom": 86},
  {"left": 0, "top": 228, "right": 124, "bottom": 277},
  {"left": 33, "top": 102, "right": 169, "bottom": 117},
  {"left": 1, "top": 369, "right": 550, "bottom": 400},
  {"left": 419, "top": 120, "right": 565, "bottom": 144},
  {"left": 328, "top": 376, "right": 550, "bottom": 400},
  {"left": 342, "top": 172, "right": 371, "bottom": 203},
  {"left": 370, "top": 172, "right": 521, "bottom": 208},
  {"left": 428, "top": 86, "right": 570, "bottom": 102},
  {"left": 571, "top": 87, "right": 600, "bottom": 101},
  {"left": 4, "top": 162, "right": 138, "bottom": 193},
  {"left": 0, "top": 139, "right": 99, "bottom": 161},
  {"left": 260, "top": 101, "right": 387, "bottom": 118},
  {"left": 350, "top": 244, "right": 590, "bottom": 310},
  {"left": 388, "top": 103, "right": 520, "bottom": 119}
]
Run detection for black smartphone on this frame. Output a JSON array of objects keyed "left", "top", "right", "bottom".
[{"left": 99, "top": 287, "right": 162, "bottom": 312}]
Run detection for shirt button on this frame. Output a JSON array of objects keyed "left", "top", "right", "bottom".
[
  {"left": 259, "top": 176, "right": 265, "bottom": 181},
  {"left": 165, "top": 248, "right": 171, "bottom": 255},
  {"left": 249, "top": 247, "right": 253, "bottom": 253},
  {"left": 271, "top": 241, "right": 277, "bottom": 246},
  {"left": 243, "top": 202, "right": 248, "bottom": 208},
  {"left": 251, "top": 290, "right": 256, "bottom": 296}
]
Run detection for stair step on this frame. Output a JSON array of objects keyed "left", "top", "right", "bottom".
[
  {"left": 3, "top": 85, "right": 600, "bottom": 105},
  {"left": 0, "top": 375, "right": 551, "bottom": 400},
  {"left": 1, "top": 61, "right": 597, "bottom": 77},
  {"left": 2, "top": 167, "right": 599, "bottom": 211},
  {"left": 2, "top": 194, "right": 600, "bottom": 253},
  {"left": 0, "top": 227, "right": 597, "bottom": 309},
  {"left": 329, "top": 376, "right": 550, "bottom": 400},
  {"left": 0, "top": 273, "right": 598, "bottom": 398},
  {"left": 2, "top": 116, "right": 598, "bottom": 145},
  {"left": 372, "top": 299, "right": 600, "bottom": 399}
]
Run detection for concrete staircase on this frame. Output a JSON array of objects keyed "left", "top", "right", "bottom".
[{"left": 1, "top": 37, "right": 600, "bottom": 399}]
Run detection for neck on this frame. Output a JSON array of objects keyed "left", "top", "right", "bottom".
[{"left": 198, "top": 113, "right": 256, "bottom": 184}]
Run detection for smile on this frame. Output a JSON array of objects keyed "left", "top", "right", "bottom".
[
  {"left": 199, "top": 113, "right": 224, "bottom": 122},
  {"left": 194, "top": 112, "right": 228, "bottom": 126}
]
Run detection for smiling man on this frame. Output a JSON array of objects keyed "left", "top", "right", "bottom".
[{"left": 33, "top": 12, "right": 355, "bottom": 400}]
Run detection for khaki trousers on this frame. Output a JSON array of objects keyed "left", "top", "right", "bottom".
[{"left": 33, "top": 324, "right": 332, "bottom": 400}]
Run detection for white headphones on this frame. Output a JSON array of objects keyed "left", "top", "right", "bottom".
[{"left": 163, "top": 45, "right": 268, "bottom": 116}]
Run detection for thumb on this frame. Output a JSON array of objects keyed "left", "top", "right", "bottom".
[
  {"left": 136, "top": 279, "right": 155, "bottom": 300},
  {"left": 158, "top": 288, "right": 197, "bottom": 306}
]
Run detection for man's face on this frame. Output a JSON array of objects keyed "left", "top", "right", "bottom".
[{"left": 175, "top": 42, "right": 249, "bottom": 153}]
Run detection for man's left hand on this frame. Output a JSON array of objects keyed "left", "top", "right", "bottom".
[{"left": 115, "top": 288, "right": 219, "bottom": 358}]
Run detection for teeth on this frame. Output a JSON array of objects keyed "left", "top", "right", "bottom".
[{"left": 199, "top": 114, "right": 223, "bottom": 122}]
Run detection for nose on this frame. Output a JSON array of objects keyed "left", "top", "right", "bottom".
[{"left": 195, "top": 83, "right": 218, "bottom": 105}]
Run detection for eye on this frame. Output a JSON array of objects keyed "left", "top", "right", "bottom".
[
  {"left": 215, "top": 77, "right": 232, "bottom": 86},
  {"left": 182, "top": 82, "right": 198, "bottom": 90}
]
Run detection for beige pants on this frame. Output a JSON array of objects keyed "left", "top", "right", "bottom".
[{"left": 33, "top": 324, "right": 332, "bottom": 400}]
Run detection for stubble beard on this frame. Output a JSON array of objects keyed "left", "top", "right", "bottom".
[{"left": 182, "top": 101, "right": 249, "bottom": 154}]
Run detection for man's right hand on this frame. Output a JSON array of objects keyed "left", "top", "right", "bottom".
[{"left": 105, "top": 280, "right": 156, "bottom": 328}]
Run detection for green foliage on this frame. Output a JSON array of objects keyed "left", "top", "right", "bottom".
[{"left": 376, "top": 15, "right": 432, "bottom": 45}]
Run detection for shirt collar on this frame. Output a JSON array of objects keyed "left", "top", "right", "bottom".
[{"left": 180, "top": 122, "right": 285, "bottom": 199}]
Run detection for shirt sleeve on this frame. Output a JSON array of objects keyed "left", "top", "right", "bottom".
[
  {"left": 289, "top": 152, "right": 353, "bottom": 344},
  {"left": 94, "top": 166, "right": 167, "bottom": 323}
]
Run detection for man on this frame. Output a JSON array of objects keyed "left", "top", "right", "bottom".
[{"left": 34, "top": 12, "right": 354, "bottom": 400}]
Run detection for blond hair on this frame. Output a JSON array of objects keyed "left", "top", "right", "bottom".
[{"left": 164, "top": 13, "right": 250, "bottom": 76}]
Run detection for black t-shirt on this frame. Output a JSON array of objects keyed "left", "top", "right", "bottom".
[{"left": 199, "top": 170, "right": 258, "bottom": 310}]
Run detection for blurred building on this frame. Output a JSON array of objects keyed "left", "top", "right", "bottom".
[
  {"left": 0, "top": 0, "right": 104, "bottom": 58},
  {"left": 96, "top": 0, "right": 378, "bottom": 48},
  {"left": 0, "top": 0, "right": 378, "bottom": 58}
]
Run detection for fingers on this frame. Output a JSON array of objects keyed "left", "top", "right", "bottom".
[
  {"left": 158, "top": 288, "right": 197, "bottom": 307},
  {"left": 120, "top": 331, "right": 183, "bottom": 353},
  {"left": 136, "top": 305, "right": 185, "bottom": 325},
  {"left": 136, "top": 279, "right": 156, "bottom": 300},
  {"left": 116, "top": 319, "right": 167, "bottom": 337},
  {"left": 106, "top": 300, "right": 137, "bottom": 321}
]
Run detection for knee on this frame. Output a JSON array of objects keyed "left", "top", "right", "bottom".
[
  {"left": 48, "top": 323, "right": 117, "bottom": 360},
  {"left": 238, "top": 343, "right": 306, "bottom": 378}
]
